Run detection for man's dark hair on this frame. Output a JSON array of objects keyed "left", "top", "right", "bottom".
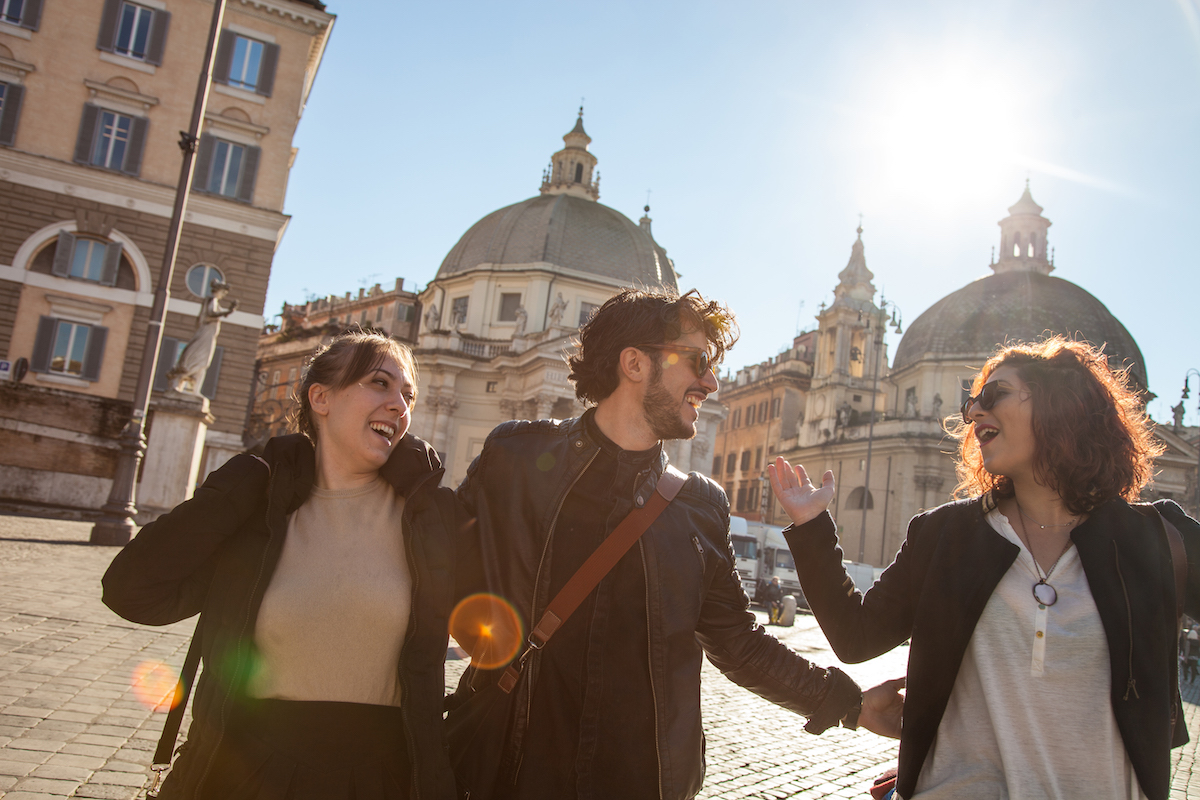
[{"left": 568, "top": 288, "right": 739, "bottom": 404}]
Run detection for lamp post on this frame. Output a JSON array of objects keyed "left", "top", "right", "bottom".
[
  {"left": 858, "top": 296, "right": 902, "bottom": 563},
  {"left": 1181, "top": 369, "right": 1200, "bottom": 516},
  {"left": 89, "top": 0, "right": 228, "bottom": 545}
]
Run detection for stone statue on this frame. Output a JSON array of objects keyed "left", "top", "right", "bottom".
[
  {"left": 904, "top": 392, "right": 918, "bottom": 419},
  {"left": 513, "top": 306, "right": 528, "bottom": 337},
  {"left": 167, "top": 280, "right": 238, "bottom": 396},
  {"left": 548, "top": 293, "right": 568, "bottom": 326},
  {"left": 931, "top": 393, "right": 943, "bottom": 419},
  {"left": 424, "top": 303, "right": 441, "bottom": 331},
  {"left": 836, "top": 403, "right": 851, "bottom": 429},
  {"left": 1173, "top": 401, "right": 1186, "bottom": 432}
]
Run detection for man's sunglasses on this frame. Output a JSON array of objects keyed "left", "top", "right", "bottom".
[
  {"left": 960, "top": 381, "right": 1002, "bottom": 424},
  {"left": 636, "top": 344, "right": 714, "bottom": 378}
]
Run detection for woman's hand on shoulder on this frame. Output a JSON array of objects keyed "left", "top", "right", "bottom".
[{"left": 767, "top": 457, "right": 835, "bottom": 526}]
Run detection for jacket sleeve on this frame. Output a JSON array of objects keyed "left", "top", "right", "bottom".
[
  {"left": 1156, "top": 499, "right": 1200, "bottom": 622},
  {"left": 785, "top": 510, "right": 921, "bottom": 664},
  {"left": 695, "top": 508, "right": 862, "bottom": 734},
  {"left": 101, "top": 453, "right": 270, "bottom": 626}
]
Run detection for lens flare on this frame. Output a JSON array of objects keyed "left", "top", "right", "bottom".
[
  {"left": 449, "top": 593, "right": 524, "bottom": 670},
  {"left": 131, "top": 661, "right": 181, "bottom": 712},
  {"left": 536, "top": 453, "right": 556, "bottom": 471}
]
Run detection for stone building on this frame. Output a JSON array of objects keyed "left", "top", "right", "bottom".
[
  {"left": 248, "top": 277, "right": 419, "bottom": 447},
  {"left": 0, "top": 0, "right": 333, "bottom": 519},
  {"left": 772, "top": 185, "right": 1197, "bottom": 566},
  {"left": 710, "top": 330, "right": 815, "bottom": 521},
  {"left": 408, "top": 112, "right": 723, "bottom": 485}
]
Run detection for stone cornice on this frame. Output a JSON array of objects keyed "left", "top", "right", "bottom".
[
  {"left": 0, "top": 53, "right": 34, "bottom": 80},
  {"left": 83, "top": 79, "right": 159, "bottom": 110}
]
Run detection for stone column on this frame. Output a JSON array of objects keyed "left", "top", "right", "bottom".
[
  {"left": 535, "top": 393, "right": 557, "bottom": 421},
  {"left": 137, "top": 394, "right": 215, "bottom": 523},
  {"left": 431, "top": 395, "right": 458, "bottom": 455}
]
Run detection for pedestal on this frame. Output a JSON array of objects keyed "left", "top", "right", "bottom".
[{"left": 137, "top": 393, "right": 215, "bottom": 522}]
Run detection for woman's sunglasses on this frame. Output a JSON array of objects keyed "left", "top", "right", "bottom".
[
  {"left": 636, "top": 344, "right": 713, "bottom": 378},
  {"left": 960, "top": 381, "right": 1002, "bottom": 424}
]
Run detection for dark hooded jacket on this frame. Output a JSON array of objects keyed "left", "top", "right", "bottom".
[{"left": 102, "top": 433, "right": 467, "bottom": 800}]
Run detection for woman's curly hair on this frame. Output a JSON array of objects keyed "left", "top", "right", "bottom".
[
  {"left": 568, "top": 288, "right": 739, "bottom": 404},
  {"left": 949, "top": 336, "right": 1161, "bottom": 514}
]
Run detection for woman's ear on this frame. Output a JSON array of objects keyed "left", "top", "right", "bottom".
[{"left": 308, "top": 383, "right": 332, "bottom": 420}]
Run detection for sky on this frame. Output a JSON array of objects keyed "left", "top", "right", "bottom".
[{"left": 268, "top": 0, "right": 1200, "bottom": 427}]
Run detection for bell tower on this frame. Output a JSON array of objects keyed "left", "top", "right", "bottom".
[
  {"left": 540, "top": 107, "right": 600, "bottom": 201},
  {"left": 992, "top": 180, "right": 1053, "bottom": 275}
]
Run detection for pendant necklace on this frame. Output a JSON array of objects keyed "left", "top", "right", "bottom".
[{"left": 1012, "top": 503, "right": 1076, "bottom": 607}]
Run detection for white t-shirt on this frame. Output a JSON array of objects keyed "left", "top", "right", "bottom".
[{"left": 905, "top": 509, "right": 1145, "bottom": 800}]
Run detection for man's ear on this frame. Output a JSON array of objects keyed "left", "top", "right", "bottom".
[
  {"left": 308, "top": 382, "right": 332, "bottom": 420},
  {"left": 618, "top": 346, "right": 651, "bottom": 385}
]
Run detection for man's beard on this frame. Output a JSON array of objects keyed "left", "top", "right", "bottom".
[{"left": 642, "top": 370, "right": 696, "bottom": 442}]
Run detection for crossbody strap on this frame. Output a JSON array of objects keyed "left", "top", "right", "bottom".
[
  {"left": 497, "top": 466, "right": 688, "bottom": 694},
  {"left": 146, "top": 614, "right": 205, "bottom": 797}
]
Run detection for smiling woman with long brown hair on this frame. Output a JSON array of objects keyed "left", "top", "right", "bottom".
[
  {"left": 769, "top": 336, "right": 1200, "bottom": 800},
  {"left": 103, "top": 332, "right": 470, "bottom": 800}
]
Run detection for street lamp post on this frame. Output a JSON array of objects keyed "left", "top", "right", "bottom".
[
  {"left": 1181, "top": 369, "right": 1200, "bottom": 516},
  {"left": 89, "top": 0, "right": 228, "bottom": 545},
  {"left": 858, "top": 297, "right": 902, "bottom": 563}
]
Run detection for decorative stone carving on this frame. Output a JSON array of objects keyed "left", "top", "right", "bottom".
[
  {"left": 548, "top": 293, "right": 568, "bottom": 326},
  {"left": 167, "top": 281, "right": 237, "bottom": 396},
  {"left": 424, "top": 303, "right": 440, "bottom": 331},
  {"left": 514, "top": 306, "right": 528, "bottom": 337}
]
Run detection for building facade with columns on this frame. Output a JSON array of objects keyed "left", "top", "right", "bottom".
[
  {"left": 409, "top": 113, "right": 724, "bottom": 486},
  {"left": 0, "top": 0, "right": 333, "bottom": 520},
  {"left": 770, "top": 185, "right": 1197, "bottom": 567}
]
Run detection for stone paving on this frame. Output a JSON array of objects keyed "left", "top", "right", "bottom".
[{"left": 1, "top": 514, "right": 1200, "bottom": 798}]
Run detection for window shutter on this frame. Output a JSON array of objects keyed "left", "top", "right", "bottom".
[
  {"left": 96, "top": 0, "right": 121, "bottom": 53},
  {"left": 0, "top": 83, "right": 23, "bottom": 146},
  {"left": 200, "top": 346, "right": 223, "bottom": 399},
  {"left": 212, "top": 30, "right": 235, "bottom": 85},
  {"left": 256, "top": 43, "right": 280, "bottom": 97},
  {"left": 145, "top": 10, "right": 170, "bottom": 66},
  {"left": 30, "top": 316, "right": 56, "bottom": 373},
  {"left": 237, "top": 145, "right": 260, "bottom": 204},
  {"left": 100, "top": 241, "right": 123, "bottom": 286},
  {"left": 19, "top": 0, "right": 42, "bottom": 30},
  {"left": 122, "top": 116, "right": 148, "bottom": 175},
  {"left": 192, "top": 134, "right": 214, "bottom": 191},
  {"left": 81, "top": 325, "right": 107, "bottom": 381},
  {"left": 153, "top": 336, "right": 179, "bottom": 392},
  {"left": 51, "top": 231, "right": 75, "bottom": 277},
  {"left": 74, "top": 105, "right": 100, "bottom": 164}
]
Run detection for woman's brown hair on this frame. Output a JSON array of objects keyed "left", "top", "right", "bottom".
[
  {"left": 950, "top": 336, "right": 1161, "bottom": 514},
  {"left": 290, "top": 331, "right": 418, "bottom": 443}
]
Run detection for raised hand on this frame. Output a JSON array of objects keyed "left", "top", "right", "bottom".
[{"left": 766, "top": 456, "right": 835, "bottom": 526}]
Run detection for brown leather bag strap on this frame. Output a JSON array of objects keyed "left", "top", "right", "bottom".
[{"left": 498, "top": 466, "right": 688, "bottom": 693}]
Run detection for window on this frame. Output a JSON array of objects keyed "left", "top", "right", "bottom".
[
  {"left": 725, "top": 453, "right": 736, "bottom": 474},
  {"left": 74, "top": 105, "right": 148, "bottom": 175},
  {"left": 755, "top": 447, "right": 763, "bottom": 469},
  {"left": 485, "top": 381, "right": 498, "bottom": 393},
  {"left": 498, "top": 293, "right": 522, "bottom": 322},
  {"left": 214, "top": 30, "right": 280, "bottom": 97},
  {"left": 740, "top": 450, "right": 751, "bottom": 471},
  {"left": 578, "top": 302, "right": 599, "bottom": 327},
  {"left": 2, "top": 0, "right": 42, "bottom": 28},
  {"left": 712, "top": 456, "right": 722, "bottom": 476},
  {"left": 30, "top": 317, "right": 108, "bottom": 381},
  {"left": 152, "top": 337, "right": 223, "bottom": 399},
  {"left": 745, "top": 404, "right": 755, "bottom": 426},
  {"left": 186, "top": 265, "right": 225, "bottom": 298},
  {"left": 573, "top": 163, "right": 583, "bottom": 182},
  {"left": 360, "top": 310, "right": 368, "bottom": 326},
  {"left": 375, "top": 306, "right": 383, "bottom": 323},
  {"left": 51, "top": 232, "right": 123, "bottom": 286},
  {"left": 451, "top": 297, "right": 469, "bottom": 324},
  {"left": 193, "top": 134, "right": 260, "bottom": 203},
  {"left": 758, "top": 401, "right": 769, "bottom": 422},
  {"left": 747, "top": 484, "right": 760, "bottom": 512},
  {"left": 771, "top": 397, "right": 781, "bottom": 418},
  {"left": 845, "top": 487, "right": 875, "bottom": 510},
  {"left": 396, "top": 304, "right": 415, "bottom": 322},
  {"left": 736, "top": 487, "right": 747, "bottom": 512},
  {"left": 97, "top": 0, "right": 169, "bottom": 66},
  {"left": 0, "top": 81, "right": 24, "bottom": 147}
]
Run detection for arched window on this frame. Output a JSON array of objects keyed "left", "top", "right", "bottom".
[
  {"left": 1027, "top": 232, "right": 1036, "bottom": 257},
  {"left": 574, "top": 163, "right": 583, "bottom": 182},
  {"left": 845, "top": 486, "right": 874, "bottom": 510},
  {"left": 1012, "top": 232, "right": 1022, "bottom": 257},
  {"left": 186, "top": 264, "right": 225, "bottom": 298}
]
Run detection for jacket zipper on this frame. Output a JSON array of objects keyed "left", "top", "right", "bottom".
[
  {"left": 640, "top": 541, "right": 664, "bottom": 800},
  {"left": 511, "top": 447, "right": 600, "bottom": 785},
  {"left": 195, "top": 478, "right": 281, "bottom": 795},
  {"left": 1113, "top": 541, "right": 1140, "bottom": 700}
]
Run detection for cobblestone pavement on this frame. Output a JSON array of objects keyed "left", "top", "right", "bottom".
[{"left": 2, "top": 514, "right": 1200, "bottom": 798}]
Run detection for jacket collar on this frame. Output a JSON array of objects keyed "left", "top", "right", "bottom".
[{"left": 572, "top": 408, "right": 668, "bottom": 476}]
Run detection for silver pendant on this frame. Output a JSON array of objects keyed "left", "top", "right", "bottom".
[{"left": 1033, "top": 580, "right": 1057, "bottom": 607}]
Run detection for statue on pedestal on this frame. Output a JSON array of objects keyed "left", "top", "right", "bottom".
[
  {"left": 513, "top": 306, "right": 528, "bottom": 338},
  {"left": 167, "top": 280, "right": 237, "bottom": 397},
  {"left": 424, "top": 303, "right": 441, "bottom": 331},
  {"left": 548, "top": 293, "right": 568, "bottom": 326}
]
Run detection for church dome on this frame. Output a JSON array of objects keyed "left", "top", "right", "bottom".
[
  {"left": 435, "top": 111, "right": 678, "bottom": 291},
  {"left": 892, "top": 186, "right": 1147, "bottom": 389},
  {"left": 436, "top": 193, "right": 678, "bottom": 290}
]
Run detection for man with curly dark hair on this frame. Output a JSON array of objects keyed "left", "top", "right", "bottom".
[{"left": 445, "top": 288, "right": 903, "bottom": 800}]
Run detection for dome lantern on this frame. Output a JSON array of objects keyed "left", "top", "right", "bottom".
[
  {"left": 540, "top": 107, "right": 600, "bottom": 201},
  {"left": 993, "top": 180, "right": 1053, "bottom": 276}
]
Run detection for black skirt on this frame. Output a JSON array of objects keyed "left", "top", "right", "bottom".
[{"left": 165, "top": 698, "right": 411, "bottom": 800}]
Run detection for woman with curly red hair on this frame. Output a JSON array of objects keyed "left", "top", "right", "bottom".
[{"left": 769, "top": 336, "right": 1200, "bottom": 800}]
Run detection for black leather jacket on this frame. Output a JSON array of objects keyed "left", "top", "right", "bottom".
[
  {"left": 102, "top": 434, "right": 465, "bottom": 800},
  {"left": 444, "top": 414, "right": 861, "bottom": 800},
  {"left": 787, "top": 496, "right": 1200, "bottom": 800}
]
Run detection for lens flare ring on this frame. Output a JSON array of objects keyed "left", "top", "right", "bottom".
[{"left": 449, "top": 593, "right": 524, "bottom": 670}]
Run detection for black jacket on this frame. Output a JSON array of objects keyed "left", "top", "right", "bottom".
[
  {"left": 786, "top": 495, "right": 1200, "bottom": 800},
  {"left": 102, "top": 434, "right": 466, "bottom": 800},
  {"left": 444, "top": 415, "right": 862, "bottom": 800}
]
